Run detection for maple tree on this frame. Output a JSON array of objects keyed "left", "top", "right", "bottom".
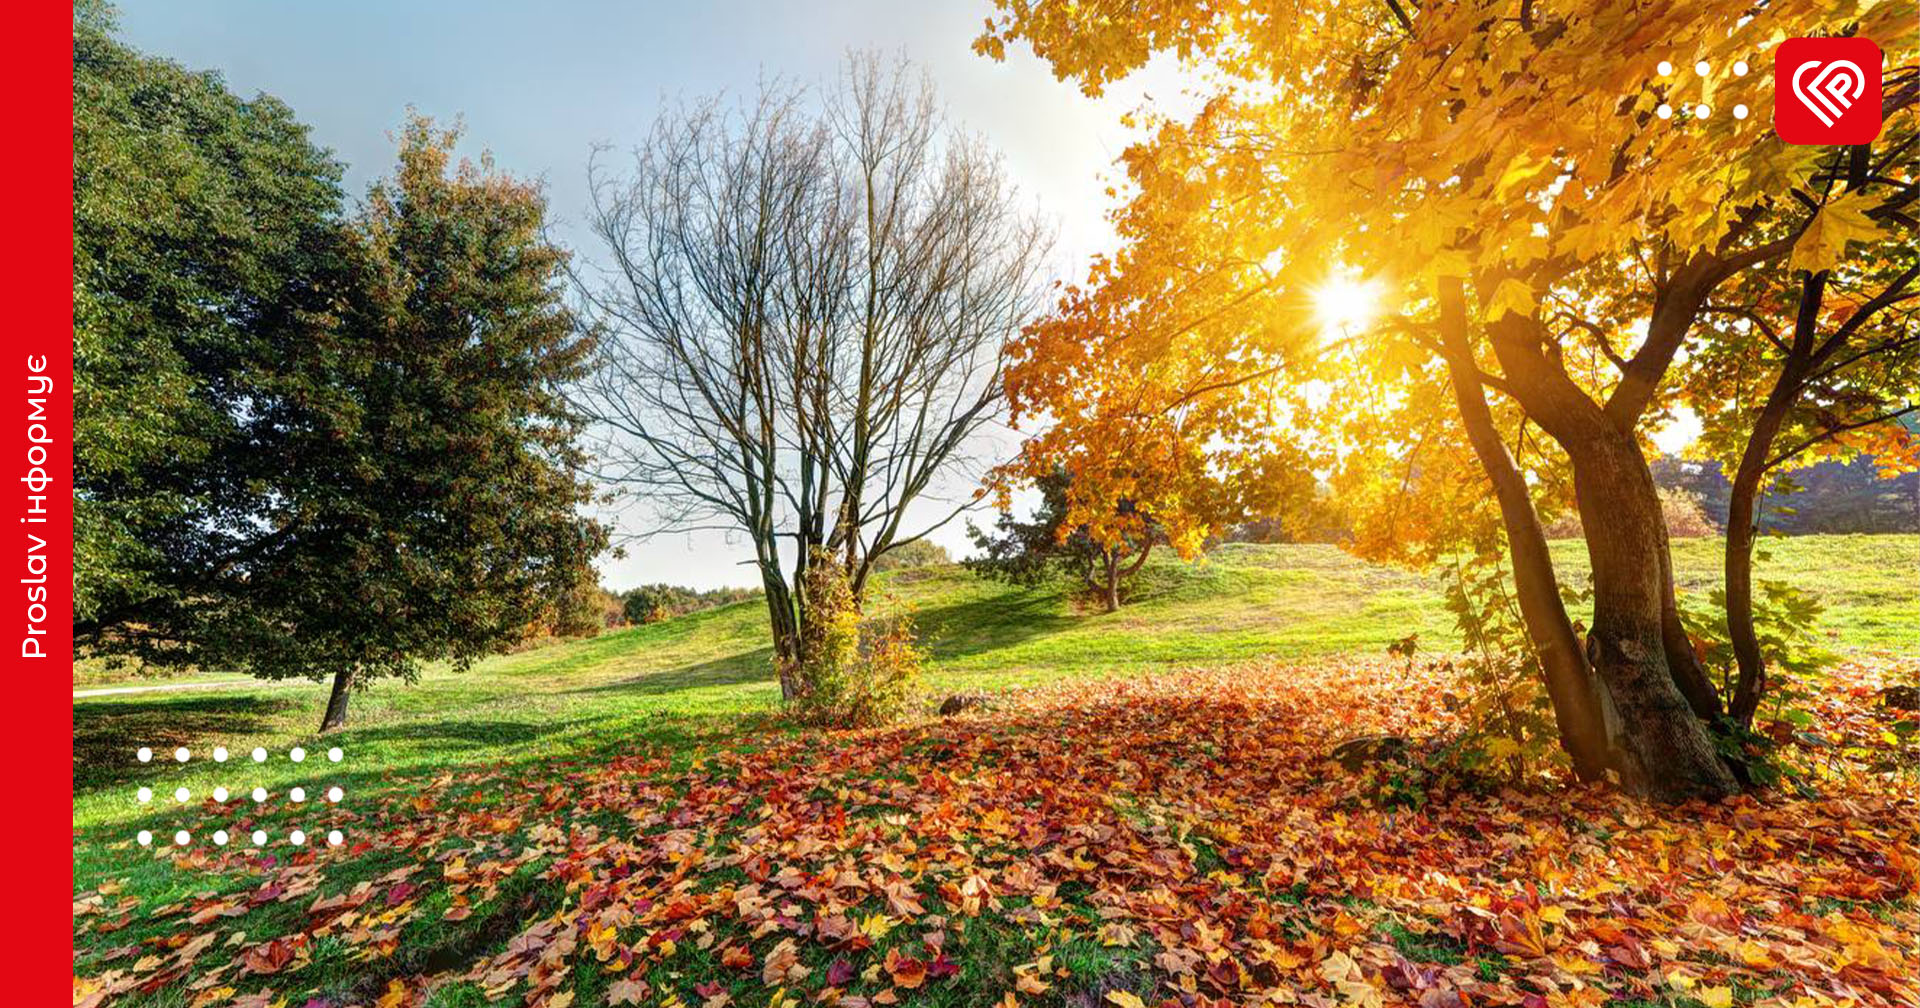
[
  {"left": 270, "top": 118, "right": 609, "bottom": 731},
  {"left": 975, "top": 0, "right": 1918, "bottom": 800},
  {"left": 969, "top": 469, "right": 1168, "bottom": 612},
  {"left": 988, "top": 266, "right": 1319, "bottom": 611}
]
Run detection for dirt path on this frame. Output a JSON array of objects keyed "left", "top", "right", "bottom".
[{"left": 73, "top": 679, "right": 301, "bottom": 699}]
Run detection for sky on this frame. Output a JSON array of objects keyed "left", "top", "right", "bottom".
[
  {"left": 106, "top": 2, "right": 1701, "bottom": 592},
  {"left": 112, "top": 0, "right": 1194, "bottom": 590}
]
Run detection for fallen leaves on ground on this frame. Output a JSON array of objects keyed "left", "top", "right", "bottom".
[{"left": 74, "top": 657, "right": 1919, "bottom": 1007}]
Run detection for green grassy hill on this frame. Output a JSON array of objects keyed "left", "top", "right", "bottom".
[{"left": 75, "top": 536, "right": 1914, "bottom": 840}]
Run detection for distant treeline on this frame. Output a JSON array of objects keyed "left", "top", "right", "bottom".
[
  {"left": 543, "top": 544, "right": 955, "bottom": 642},
  {"left": 616, "top": 543, "right": 951, "bottom": 625},
  {"left": 620, "top": 584, "right": 763, "bottom": 625},
  {"left": 1226, "top": 455, "right": 1915, "bottom": 544},
  {"left": 1651, "top": 456, "right": 1917, "bottom": 535}
]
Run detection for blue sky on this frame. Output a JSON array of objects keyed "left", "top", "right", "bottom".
[{"left": 113, "top": 1, "right": 1189, "bottom": 589}]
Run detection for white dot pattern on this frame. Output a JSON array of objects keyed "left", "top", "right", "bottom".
[
  {"left": 1651, "top": 58, "right": 1752, "bottom": 126},
  {"left": 125, "top": 744, "right": 350, "bottom": 856}
]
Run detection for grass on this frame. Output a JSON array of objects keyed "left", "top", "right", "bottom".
[
  {"left": 68, "top": 536, "right": 1918, "bottom": 1007},
  {"left": 74, "top": 535, "right": 1917, "bottom": 839}
]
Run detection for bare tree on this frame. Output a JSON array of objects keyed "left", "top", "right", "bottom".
[{"left": 575, "top": 55, "right": 1050, "bottom": 694}]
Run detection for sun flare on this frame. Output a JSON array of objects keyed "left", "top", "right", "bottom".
[{"left": 1311, "top": 271, "right": 1384, "bottom": 340}]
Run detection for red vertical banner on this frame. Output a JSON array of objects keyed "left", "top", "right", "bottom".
[{"left": 3, "top": 0, "right": 74, "bottom": 995}]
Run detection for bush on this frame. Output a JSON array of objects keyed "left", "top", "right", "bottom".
[
  {"left": 870, "top": 539, "right": 952, "bottom": 572},
  {"left": 521, "top": 572, "right": 625, "bottom": 646},
  {"left": 784, "top": 550, "right": 923, "bottom": 728},
  {"left": 1660, "top": 487, "right": 1717, "bottom": 538},
  {"left": 1543, "top": 486, "right": 1715, "bottom": 539}
]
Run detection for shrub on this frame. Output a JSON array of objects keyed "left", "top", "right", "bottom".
[
  {"left": 519, "top": 573, "right": 625, "bottom": 646},
  {"left": 1660, "top": 487, "right": 1717, "bottom": 538},
  {"left": 1543, "top": 486, "right": 1715, "bottom": 539},
  {"left": 784, "top": 550, "right": 924, "bottom": 728},
  {"left": 870, "top": 538, "right": 952, "bottom": 572}
]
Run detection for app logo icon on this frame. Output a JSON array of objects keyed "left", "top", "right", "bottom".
[{"left": 1775, "top": 38, "right": 1882, "bottom": 144}]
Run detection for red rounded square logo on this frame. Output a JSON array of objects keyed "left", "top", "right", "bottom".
[{"left": 1774, "top": 37, "right": 1883, "bottom": 144}]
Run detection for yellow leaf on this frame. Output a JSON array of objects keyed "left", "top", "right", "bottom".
[
  {"left": 1790, "top": 193, "right": 1889, "bottom": 273},
  {"left": 1429, "top": 247, "right": 1472, "bottom": 279},
  {"left": 1484, "top": 278, "right": 1536, "bottom": 321},
  {"left": 1699, "top": 986, "right": 1734, "bottom": 1008},
  {"left": 1105, "top": 992, "right": 1148, "bottom": 1008},
  {"left": 1495, "top": 153, "right": 1553, "bottom": 198},
  {"left": 858, "top": 912, "right": 897, "bottom": 940}
]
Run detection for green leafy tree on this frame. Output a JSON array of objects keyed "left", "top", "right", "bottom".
[
  {"left": 620, "top": 584, "right": 761, "bottom": 625},
  {"left": 75, "top": 18, "right": 607, "bottom": 732},
  {"left": 73, "top": 0, "right": 343, "bottom": 626},
  {"left": 273, "top": 119, "right": 607, "bottom": 729}
]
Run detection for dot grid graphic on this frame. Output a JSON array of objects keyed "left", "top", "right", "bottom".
[
  {"left": 132, "top": 745, "right": 349, "bottom": 851},
  {"left": 1651, "top": 56, "right": 1753, "bottom": 123}
]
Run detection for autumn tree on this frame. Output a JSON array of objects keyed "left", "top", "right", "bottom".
[
  {"left": 988, "top": 256, "right": 1318, "bottom": 612},
  {"left": 576, "top": 55, "right": 1049, "bottom": 695},
  {"left": 966, "top": 469, "right": 1161, "bottom": 612},
  {"left": 977, "top": 0, "right": 1917, "bottom": 799},
  {"left": 1683, "top": 190, "right": 1917, "bottom": 726},
  {"left": 293, "top": 120, "right": 606, "bottom": 729}
]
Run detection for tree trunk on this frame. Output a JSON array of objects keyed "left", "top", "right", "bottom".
[
  {"left": 1567, "top": 429, "right": 1739, "bottom": 802},
  {"left": 1657, "top": 513, "right": 1723, "bottom": 720},
  {"left": 1726, "top": 377, "right": 1809, "bottom": 726},
  {"left": 1479, "top": 299, "right": 1738, "bottom": 802},
  {"left": 1723, "top": 448, "right": 1769, "bottom": 727},
  {"left": 320, "top": 666, "right": 353, "bottom": 732},
  {"left": 1436, "top": 280, "right": 1610, "bottom": 780},
  {"left": 1103, "top": 551, "right": 1121, "bottom": 613},
  {"left": 764, "top": 576, "right": 803, "bottom": 701},
  {"left": 1728, "top": 273, "right": 1824, "bottom": 726}
]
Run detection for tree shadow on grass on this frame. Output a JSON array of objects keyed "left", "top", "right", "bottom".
[
  {"left": 570, "top": 585, "right": 1082, "bottom": 693},
  {"left": 335, "top": 719, "right": 569, "bottom": 750},
  {"left": 74, "top": 695, "right": 299, "bottom": 788},
  {"left": 565, "top": 647, "right": 777, "bottom": 697},
  {"left": 911, "top": 585, "right": 1079, "bottom": 664}
]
